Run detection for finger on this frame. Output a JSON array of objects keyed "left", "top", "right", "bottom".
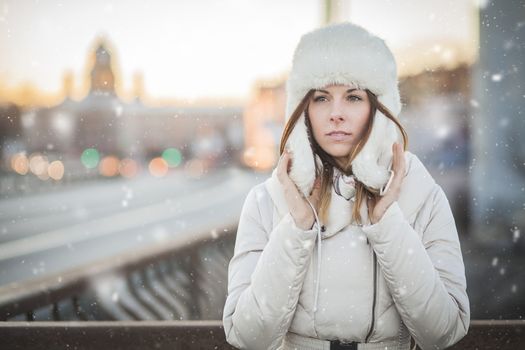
[
  {"left": 308, "top": 177, "right": 322, "bottom": 204},
  {"left": 394, "top": 143, "right": 406, "bottom": 176},
  {"left": 279, "top": 150, "right": 290, "bottom": 168},
  {"left": 277, "top": 152, "right": 289, "bottom": 178},
  {"left": 392, "top": 142, "right": 397, "bottom": 165},
  {"left": 390, "top": 143, "right": 397, "bottom": 173},
  {"left": 277, "top": 151, "right": 294, "bottom": 183},
  {"left": 390, "top": 144, "right": 405, "bottom": 189},
  {"left": 277, "top": 152, "right": 284, "bottom": 171},
  {"left": 308, "top": 177, "right": 318, "bottom": 192},
  {"left": 309, "top": 188, "right": 320, "bottom": 203},
  {"left": 311, "top": 179, "right": 321, "bottom": 195},
  {"left": 392, "top": 143, "right": 401, "bottom": 170}
]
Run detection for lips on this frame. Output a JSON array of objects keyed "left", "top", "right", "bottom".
[
  {"left": 326, "top": 131, "right": 351, "bottom": 136},
  {"left": 326, "top": 131, "right": 352, "bottom": 141}
]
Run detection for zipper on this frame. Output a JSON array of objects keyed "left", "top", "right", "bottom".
[{"left": 365, "top": 251, "right": 378, "bottom": 342}]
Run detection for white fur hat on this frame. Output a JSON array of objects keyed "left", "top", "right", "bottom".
[{"left": 285, "top": 22, "right": 403, "bottom": 196}]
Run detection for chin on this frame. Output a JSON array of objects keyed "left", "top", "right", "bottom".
[{"left": 323, "top": 145, "right": 353, "bottom": 159}]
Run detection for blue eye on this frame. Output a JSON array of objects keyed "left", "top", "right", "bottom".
[{"left": 313, "top": 95, "right": 362, "bottom": 102}]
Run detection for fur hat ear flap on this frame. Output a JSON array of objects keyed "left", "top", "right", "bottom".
[
  {"left": 286, "top": 111, "right": 317, "bottom": 197},
  {"left": 351, "top": 109, "right": 399, "bottom": 190}
]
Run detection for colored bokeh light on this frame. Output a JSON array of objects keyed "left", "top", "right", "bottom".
[
  {"left": 81, "top": 148, "right": 100, "bottom": 169},
  {"left": 99, "top": 156, "right": 120, "bottom": 177},
  {"left": 148, "top": 157, "right": 168, "bottom": 177},
  {"left": 48, "top": 160, "right": 65, "bottom": 180},
  {"left": 162, "top": 148, "right": 182, "bottom": 168},
  {"left": 119, "top": 158, "right": 139, "bottom": 178},
  {"left": 10, "top": 153, "right": 29, "bottom": 175}
]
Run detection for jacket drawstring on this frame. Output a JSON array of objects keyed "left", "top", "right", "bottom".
[{"left": 305, "top": 198, "right": 322, "bottom": 314}]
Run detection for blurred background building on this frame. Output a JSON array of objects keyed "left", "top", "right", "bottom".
[{"left": 1, "top": 38, "right": 244, "bottom": 188}]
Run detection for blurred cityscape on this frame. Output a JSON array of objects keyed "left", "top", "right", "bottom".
[
  {"left": 0, "top": 0, "right": 524, "bottom": 324},
  {"left": 0, "top": 39, "right": 244, "bottom": 192}
]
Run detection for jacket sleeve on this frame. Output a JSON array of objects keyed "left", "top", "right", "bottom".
[
  {"left": 223, "top": 186, "right": 319, "bottom": 350},
  {"left": 361, "top": 184, "right": 470, "bottom": 350}
]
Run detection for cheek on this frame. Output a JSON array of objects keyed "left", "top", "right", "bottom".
[
  {"left": 310, "top": 119, "right": 323, "bottom": 139},
  {"left": 307, "top": 108, "right": 325, "bottom": 139},
  {"left": 353, "top": 106, "right": 371, "bottom": 129}
]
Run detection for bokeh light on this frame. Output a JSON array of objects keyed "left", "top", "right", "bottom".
[
  {"left": 81, "top": 148, "right": 100, "bottom": 169},
  {"left": 10, "top": 153, "right": 29, "bottom": 175},
  {"left": 119, "top": 158, "right": 139, "bottom": 178},
  {"left": 99, "top": 156, "right": 120, "bottom": 177},
  {"left": 242, "top": 146, "right": 275, "bottom": 171},
  {"left": 28, "top": 153, "right": 49, "bottom": 176},
  {"left": 162, "top": 148, "right": 183, "bottom": 168},
  {"left": 47, "top": 160, "right": 65, "bottom": 180},
  {"left": 148, "top": 157, "right": 168, "bottom": 178}
]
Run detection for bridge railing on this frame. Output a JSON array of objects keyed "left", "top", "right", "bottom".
[
  {"left": 0, "top": 319, "right": 524, "bottom": 349},
  {"left": 0, "top": 221, "right": 236, "bottom": 322}
]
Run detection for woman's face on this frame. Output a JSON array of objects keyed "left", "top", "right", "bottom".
[{"left": 307, "top": 84, "right": 371, "bottom": 165}]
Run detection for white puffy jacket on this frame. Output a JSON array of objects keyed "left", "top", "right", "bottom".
[{"left": 223, "top": 151, "right": 470, "bottom": 349}]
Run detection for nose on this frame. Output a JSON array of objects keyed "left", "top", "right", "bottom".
[
  {"left": 330, "top": 114, "right": 345, "bottom": 123},
  {"left": 330, "top": 107, "right": 345, "bottom": 123},
  {"left": 329, "top": 100, "right": 345, "bottom": 122}
]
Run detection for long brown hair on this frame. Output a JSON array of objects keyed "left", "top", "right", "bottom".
[{"left": 279, "top": 88, "right": 408, "bottom": 225}]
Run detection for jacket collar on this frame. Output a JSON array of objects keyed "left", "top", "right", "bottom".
[{"left": 264, "top": 151, "right": 435, "bottom": 238}]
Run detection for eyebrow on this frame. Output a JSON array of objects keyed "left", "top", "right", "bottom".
[{"left": 314, "top": 88, "right": 359, "bottom": 94}]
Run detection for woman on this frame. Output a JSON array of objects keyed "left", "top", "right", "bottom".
[{"left": 223, "top": 22, "right": 469, "bottom": 350}]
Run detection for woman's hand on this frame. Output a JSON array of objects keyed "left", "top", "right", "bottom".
[
  {"left": 277, "top": 149, "right": 321, "bottom": 230},
  {"left": 367, "top": 142, "right": 406, "bottom": 224}
]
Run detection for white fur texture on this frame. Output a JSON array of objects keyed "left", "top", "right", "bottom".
[{"left": 285, "top": 22, "right": 403, "bottom": 195}]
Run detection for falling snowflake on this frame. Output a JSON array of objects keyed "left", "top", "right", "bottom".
[
  {"left": 511, "top": 227, "right": 520, "bottom": 243},
  {"left": 397, "top": 286, "right": 407, "bottom": 296},
  {"left": 114, "top": 104, "right": 123, "bottom": 117},
  {"left": 491, "top": 73, "right": 503, "bottom": 82}
]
